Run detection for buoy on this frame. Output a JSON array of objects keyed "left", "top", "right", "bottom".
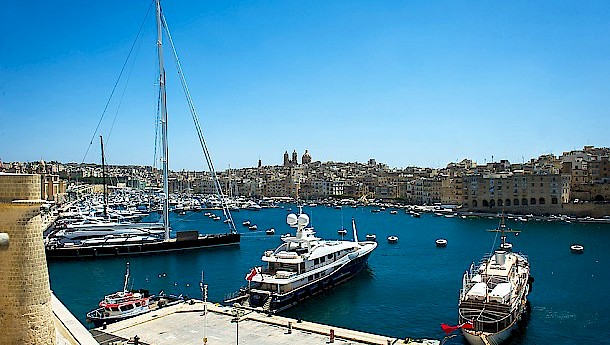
[
  {"left": 435, "top": 238, "right": 448, "bottom": 247},
  {"left": 570, "top": 244, "right": 584, "bottom": 254}
]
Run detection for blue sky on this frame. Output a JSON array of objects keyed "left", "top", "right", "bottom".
[{"left": 1, "top": 1, "right": 610, "bottom": 170}]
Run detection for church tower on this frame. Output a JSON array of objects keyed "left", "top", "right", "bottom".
[
  {"left": 302, "top": 149, "right": 312, "bottom": 164},
  {"left": 292, "top": 150, "right": 298, "bottom": 165},
  {"left": 283, "top": 151, "right": 290, "bottom": 166}
]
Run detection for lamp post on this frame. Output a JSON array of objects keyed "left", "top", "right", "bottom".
[{"left": 231, "top": 307, "right": 245, "bottom": 345}]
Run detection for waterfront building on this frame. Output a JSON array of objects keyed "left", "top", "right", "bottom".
[{"left": 462, "top": 172, "right": 563, "bottom": 213}]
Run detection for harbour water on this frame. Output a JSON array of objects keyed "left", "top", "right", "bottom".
[{"left": 48, "top": 205, "right": 610, "bottom": 344}]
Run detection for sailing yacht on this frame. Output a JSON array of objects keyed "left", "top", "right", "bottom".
[{"left": 45, "top": 0, "right": 239, "bottom": 260}]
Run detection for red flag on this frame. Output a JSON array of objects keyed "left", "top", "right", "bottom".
[
  {"left": 441, "top": 323, "right": 460, "bottom": 334},
  {"left": 246, "top": 267, "right": 258, "bottom": 281},
  {"left": 441, "top": 322, "right": 473, "bottom": 334}
]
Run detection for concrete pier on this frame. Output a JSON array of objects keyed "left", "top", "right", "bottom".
[{"left": 92, "top": 301, "right": 440, "bottom": 345}]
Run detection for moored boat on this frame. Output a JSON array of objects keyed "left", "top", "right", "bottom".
[
  {"left": 86, "top": 263, "right": 184, "bottom": 327},
  {"left": 449, "top": 217, "right": 532, "bottom": 345},
  {"left": 224, "top": 210, "right": 377, "bottom": 313}
]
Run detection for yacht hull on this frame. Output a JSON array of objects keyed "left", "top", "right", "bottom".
[
  {"left": 462, "top": 320, "right": 516, "bottom": 345},
  {"left": 250, "top": 250, "right": 372, "bottom": 313},
  {"left": 46, "top": 233, "right": 240, "bottom": 260}
]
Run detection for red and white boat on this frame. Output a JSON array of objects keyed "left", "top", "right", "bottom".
[{"left": 86, "top": 263, "right": 183, "bottom": 327}]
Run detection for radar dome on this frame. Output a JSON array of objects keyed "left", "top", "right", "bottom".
[
  {"left": 286, "top": 214, "right": 298, "bottom": 226},
  {"left": 297, "top": 214, "right": 310, "bottom": 227}
]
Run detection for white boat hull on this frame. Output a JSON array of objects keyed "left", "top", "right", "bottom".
[{"left": 462, "top": 314, "right": 520, "bottom": 345}]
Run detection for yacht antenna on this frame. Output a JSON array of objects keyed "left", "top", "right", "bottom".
[
  {"left": 123, "top": 262, "right": 130, "bottom": 293},
  {"left": 156, "top": 0, "right": 170, "bottom": 240}
]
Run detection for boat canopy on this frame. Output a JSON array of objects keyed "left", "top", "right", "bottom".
[{"left": 466, "top": 282, "right": 487, "bottom": 301}]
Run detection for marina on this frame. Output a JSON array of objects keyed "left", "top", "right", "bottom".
[{"left": 48, "top": 203, "right": 610, "bottom": 344}]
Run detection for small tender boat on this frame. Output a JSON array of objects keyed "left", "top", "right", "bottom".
[
  {"left": 435, "top": 238, "right": 448, "bottom": 247},
  {"left": 249, "top": 225, "right": 258, "bottom": 230},
  {"left": 387, "top": 236, "right": 398, "bottom": 243},
  {"left": 412, "top": 212, "right": 421, "bottom": 218},
  {"left": 365, "top": 234, "right": 377, "bottom": 241},
  {"left": 265, "top": 228, "right": 275, "bottom": 235},
  {"left": 242, "top": 220, "right": 251, "bottom": 226},
  {"left": 570, "top": 244, "right": 584, "bottom": 254},
  {"left": 86, "top": 263, "right": 184, "bottom": 327},
  {"left": 390, "top": 210, "right": 398, "bottom": 215}
]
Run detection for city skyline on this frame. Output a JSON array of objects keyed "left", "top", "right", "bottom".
[{"left": 2, "top": 1, "right": 610, "bottom": 170}]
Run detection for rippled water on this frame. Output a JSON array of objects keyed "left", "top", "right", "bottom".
[{"left": 48, "top": 205, "right": 610, "bottom": 344}]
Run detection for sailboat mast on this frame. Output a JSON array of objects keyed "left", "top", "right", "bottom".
[
  {"left": 156, "top": 0, "right": 170, "bottom": 240},
  {"left": 100, "top": 135, "right": 108, "bottom": 218}
]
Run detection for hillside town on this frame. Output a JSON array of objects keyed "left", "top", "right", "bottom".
[{"left": 2, "top": 145, "right": 609, "bottom": 216}]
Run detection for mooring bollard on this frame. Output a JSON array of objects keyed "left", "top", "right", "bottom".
[
  {"left": 329, "top": 329, "right": 335, "bottom": 343},
  {"left": 134, "top": 335, "right": 140, "bottom": 345},
  {"left": 387, "top": 339, "right": 392, "bottom": 345},
  {"left": 287, "top": 321, "right": 292, "bottom": 334}
]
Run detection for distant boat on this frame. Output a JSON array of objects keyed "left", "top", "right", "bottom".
[
  {"left": 387, "top": 236, "right": 398, "bottom": 243},
  {"left": 435, "top": 238, "right": 447, "bottom": 247},
  {"left": 365, "top": 234, "right": 377, "bottom": 241},
  {"left": 249, "top": 225, "right": 258, "bottom": 230},
  {"left": 242, "top": 220, "right": 251, "bottom": 226},
  {"left": 265, "top": 228, "right": 275, "bottom": 235}
]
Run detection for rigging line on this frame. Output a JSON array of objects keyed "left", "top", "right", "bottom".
[
  {"left": 162, "top": 14, "right": 236, "bottom": 233},
  {"left": 80, "top": 0, "right": 155, "bottom": 164},
  {"left": 106, "top": 15, "right": 149, "bottom": 148}
]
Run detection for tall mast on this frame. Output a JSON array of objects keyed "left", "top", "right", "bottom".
[
  {"left": 156, "top": 0, "right": 170, "bottom": 240},
  {"left": 100, "top": 135, "right": 108, "bottom": 218}
]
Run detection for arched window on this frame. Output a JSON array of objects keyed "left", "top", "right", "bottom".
[
  {"left": 498, "top": 199, "right": 503, "bottom": 207},
  {"left": 522, "top": 198, "right": 528, "bottom": 206},
  {"left": 505, "top": 199, "right": 511, "bottom": 206},
  {"left": 530, "top": 198, "right": 537, "bottom": 205},
  {"left": 482, "top": 200, "right": 489, "bottom": 207},
  {"left": 472, "top": 200, "right": 478, "bottom": 207},
  {"left": 490, "top": 199, "right": 496, "bottom": 207},
  {"left": 514, "top": 199, "right": 519, "bottom": 206},
  {"left": 539, "top": 197, "right": 545, "bottom": 205},
  {"left": 551, "top": 197, "right": 558, "bottom": 204}
]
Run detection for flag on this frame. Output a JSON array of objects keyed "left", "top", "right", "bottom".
[
  {"left": 246, "top": 267, "right": 259, "bottom": 281},
  {"left": 441, "top": 322, "right": 473, "bottom": 334}
]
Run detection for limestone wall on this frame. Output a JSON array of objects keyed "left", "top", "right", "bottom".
[{"left": 0, "top": 173, "right": 55, "bottom": 345}]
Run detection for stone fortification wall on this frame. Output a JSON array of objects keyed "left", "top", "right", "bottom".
[{"left": 0, "top": 173, "right": 55, "bottom": 345}]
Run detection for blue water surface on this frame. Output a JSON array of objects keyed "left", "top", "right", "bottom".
[{"left": 48, "top": 205, "right": 610, "bottom": 344}]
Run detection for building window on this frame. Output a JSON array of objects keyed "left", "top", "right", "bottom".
[
  {"left": 514, "top": 199, "right": 519, "bottom": 206},
  {"left": 505, "top": 199, "right": 511, "bottom": 206},
  {"left": 472, "top": 200, "right": 478, "bottom": 207},
  {"left": 490, "top": 199, "right": 496, "bottom": 207},
  {"left": 539, "top": 197, "right": 546, "bottom": 205},
  {"left": 498, "top": 199, "right": 503, "bottom": 207},
  {"left": 530, "top": 198, "right": 537, "bottom": 205},
  {"left": 482, "top": 200, "right": 489, "bottom": 207},
  {"left": 522, "top": 198, "right": 528, "bottom": 206},
  {"left": 551, "top": 197, "right": 558, "bottom": 204}
]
